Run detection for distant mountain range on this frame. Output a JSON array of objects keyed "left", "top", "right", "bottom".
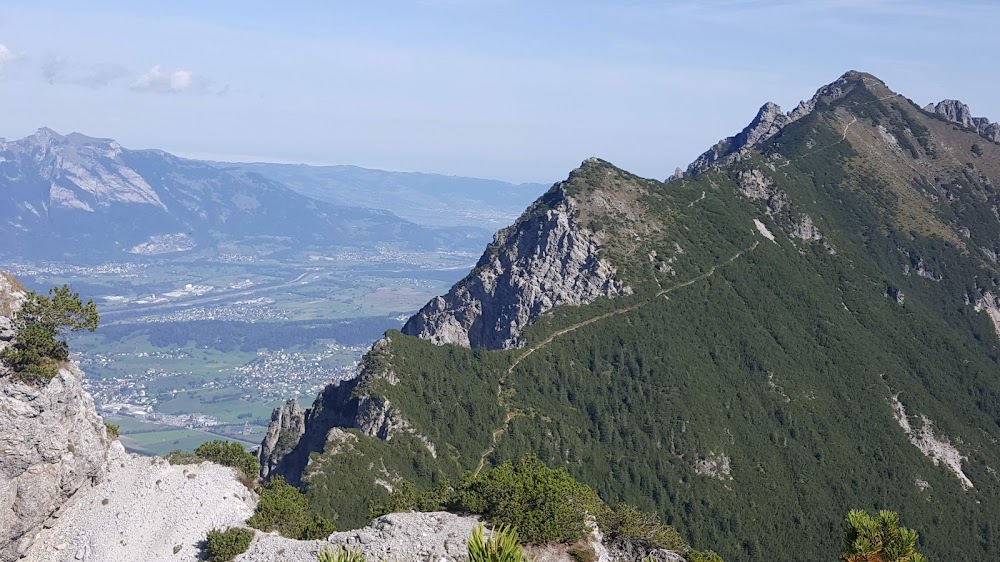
[
  {"left": 229, "top": 162, "right": 548, "bottom": 229},
  {"left": 0, "top": 129, "right": 545, "bottom": 260}
]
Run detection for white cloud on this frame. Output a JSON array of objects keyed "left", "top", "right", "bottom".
[
  {"left": 42, "top": 55, "right": 130, "bottom": 88},
  {"left": 0, "top": 43, "right": 24, "bottom": 74},
  {"left": 132, "top": 65, "right": 208, "bottom": 94}
]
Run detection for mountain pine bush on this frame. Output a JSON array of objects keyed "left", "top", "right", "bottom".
[
  {"left": 204, "top": 527, "right": 253, "bottom": 561},
  {"left": 841, "top": 509, "right": 926, "bottom": 562},
  {"left": 248, "top": 476, "right": 334, "bottom": 540},
  {"left": 193, "top": 440, "right": 260, "bottom": 481},
  {"left": 0, "top": 285, "right": 98, "bottom": 383},
  {"left": 457, "top": 455, "right": 601, "bottom": 544}
]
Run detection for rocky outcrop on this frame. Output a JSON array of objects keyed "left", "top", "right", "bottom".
[
  {"left": 257, "top": 375, "right": 363, "bottom": 485},
  {"left": 973, "top": 291, "right": 1000, "bottom": 340},
  {"left": 259, "top": 336, "right": 437, "bottom": 483},
  {"left": 0, "top": 272, "right": 113, "bottom": 561},
  {"left": 21, "top": 442, "right": 255, "bottom": 562},
  {"left": 736, "top": 168, "right": 775, "bottom": 200},
  {"left": 791, "top": 214, "right": 822, "bottom": 241},
  {"left": 237, "top": 511, "right": 482, "bottom": 562},
  {"left": 687, "top": 103, "right": 790, "bottom": 175},
  {"left": 0, "top": 273, "right": 27, "bottom": 348},
  {"left": 924, "top": 99, "right": 1000, "bottom": 142},
  {"left": 0, "top": 365, "right": 112, "bottom": 561},
  {"left": 402, "top": 186, "right": 630, "bottom": 350},
  {"left": 258, "top": 399, "right": 306, "bottom": 478},
  {"left": 237, "top": 511, "right": 628, "bottom": 562},
  {"left": 1, "top": 270, "right": 258, "bottom": 561},
  {"left": 890, "top": 395, "right": 974, "bottom": 490}
]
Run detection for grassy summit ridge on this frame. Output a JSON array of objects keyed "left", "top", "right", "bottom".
[{"left": 280, "top": 72, "right": 1000, "bottom": 561}]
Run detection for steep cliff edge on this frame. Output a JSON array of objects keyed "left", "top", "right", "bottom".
[
  {"left": 0, "top": 274, "right": 111, "bottom": 562},
  {"left": 402, "top": 174, "right": 631, "bottom": 350}
]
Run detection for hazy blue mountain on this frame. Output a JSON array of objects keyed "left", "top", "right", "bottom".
[
  {"left": 0, "top": 129, "right": 482, "bottom": 259},
  {"left": 228, "top": 162, "right": 548, "bottom": 229}
]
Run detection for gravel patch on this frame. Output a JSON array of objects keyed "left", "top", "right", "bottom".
[{"left": 24, "top": 442, "right": 256, "bottom": 561}]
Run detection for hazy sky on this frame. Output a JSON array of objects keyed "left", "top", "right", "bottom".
[{"left": 1, "top": 1, "right": 997, "bottom": 183}]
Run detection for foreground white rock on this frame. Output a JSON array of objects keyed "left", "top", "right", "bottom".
[
  {"left": 237, "top": 511, "right": 618, "bottom": 562},
  {"left": 237, "top": 511, "right": 481, "bottom": 562},
  {"left": 24, "top": 442, "right": 256, "bottom": 562}
]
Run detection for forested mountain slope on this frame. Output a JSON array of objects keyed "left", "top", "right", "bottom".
[{"left": 262, "top": 71, "right": 1000, "bottom": 561}]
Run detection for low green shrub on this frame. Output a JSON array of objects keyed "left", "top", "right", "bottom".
[
  {"left": 373, "top": 455, "right": 684, "bottom": 549},
  {"left": 369, "top": 480, "right": 456, "bottom": 518},
  {"left": 458, "top": 455, "right": 601, "bottom": 544},
  {"left": 598, "top": 502, "right": 687, "bottom": 552},
  {"left": 194, "top": 440, "right": 260, "bottom": 481},
  {"left": 687, "top": 550, "right": 725, "bottom": 562},
  {"left": 104, "top": 423, "right": 119, "bottom": 440},
  {"left": 204, "top": 527, "right": 254, "bottom": 561},
  {"left": 164, "top": 450, "right": 202, "bottom": 465},
  {"left": 567, "top": 546, "right": 597, "bottom": 562},
  {"left": 248, "top": 476, "right": 335, "bottom": 540}
]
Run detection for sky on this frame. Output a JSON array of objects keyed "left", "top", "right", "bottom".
[{"left": 0, "top": 0, "right": 998, "bottom": 184}]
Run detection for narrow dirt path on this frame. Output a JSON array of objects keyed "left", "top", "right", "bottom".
[
  {"left": 472, "top": 241, "right": 759, "bottom": 473},
  {"left": 777, "top": 89, "right": 899, "bottom": 169},
  {"left": 687, "top": 191, "right": 706, "bottom": 207}
]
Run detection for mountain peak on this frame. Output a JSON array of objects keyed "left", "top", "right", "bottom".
[
  {"left": 686, "top": 70, "right": 899, "bottom": 176},
  {"left": 837, "top": 69, "right": 885, "bottom": 85},
  {"left": 34, "top": 126, "right": 64, "bottom": 139},
  {"left": 27, "top": 127, "right": 66, "bottom": 150},
  {"left": 577, "top": 156, "right": 616, "bottom": 172}
]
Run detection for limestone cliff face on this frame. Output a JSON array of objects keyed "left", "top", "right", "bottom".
[
  {"left": 259, "top": 399, "right": 307, "bottom": 479},
  {"left": 0, "top": 273, "right": 111, "bottom": 562},
  {"left": 924, "top": 99, "right": 1000, "bottom": 142},
  {"left": 402, "top": 185, "right": 630, "bottom": 350}
]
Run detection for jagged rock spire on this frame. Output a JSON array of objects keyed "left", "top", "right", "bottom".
[{"left": 925, "top": 99, "right": 1000, "bottom": 142}]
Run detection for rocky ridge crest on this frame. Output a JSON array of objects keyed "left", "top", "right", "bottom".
[
  {"left": 924, "top": 99, "right": 1000, "bottom": 142},
  {"left": 402, "top": 180, "right": 631, "bottom": 350},
  {"left": 685, "top": 71, "right": 863, "bottom": 176}
]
